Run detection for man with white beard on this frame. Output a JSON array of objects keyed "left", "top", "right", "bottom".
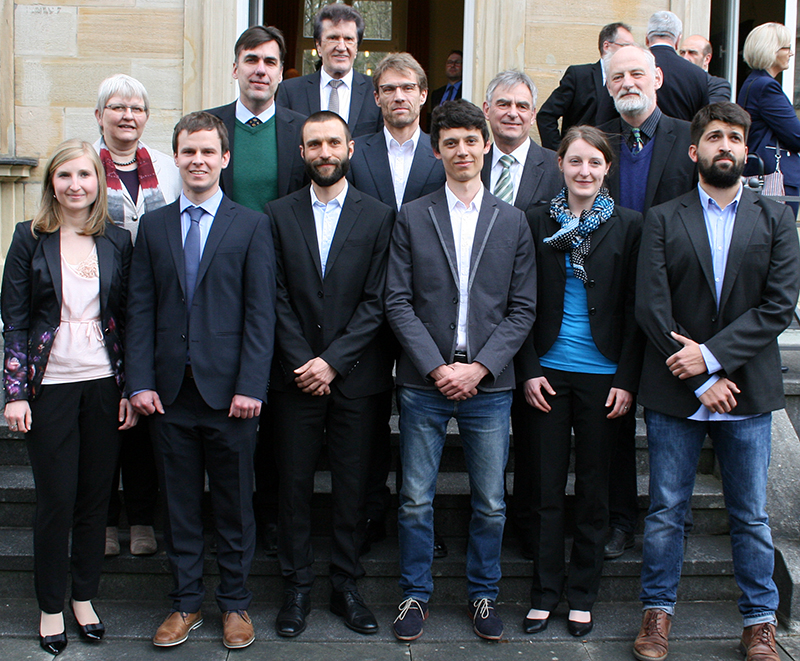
[{"left": 596, "top": 44, "right": 696, "bottom": 564}]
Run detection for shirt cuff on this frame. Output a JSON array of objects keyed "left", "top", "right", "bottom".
[
  {"left": 694, "top": 374, "right": 720, "bottom": 398},
  {"left": 699, "top": 344, "right": 721, "bottom": 374}
]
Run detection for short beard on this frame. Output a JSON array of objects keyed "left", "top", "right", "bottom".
[
  {"left": 305, "top": 155, "right": 350, "bottom": 187},
  {"left": 614, "top": 88, "right": 653, "bottom": 117},
  {"left": 697, "top": 151, "right": 745, "bottom": 189}
]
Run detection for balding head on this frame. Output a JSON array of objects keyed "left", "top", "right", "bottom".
[
  {"left": 605, "top": 45, "right": 663, "bottom": 125},
  {"left": 680, "top": 35, "right": 713, "bottom": 71}
]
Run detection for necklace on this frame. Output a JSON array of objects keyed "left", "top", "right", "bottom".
[{"left": 112, "top": 155, "right": 137, "bottom": 167}]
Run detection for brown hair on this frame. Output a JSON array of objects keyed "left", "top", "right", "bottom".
[
  {"left": 32, "top": 139, "right": 109, "bottom": 236},
  {"left": 557, "top": 125, "right": 614, "bottom": 167},
  {"left": 172, "top": 111, "right": 230, "bottom": 155},
  {"left": 372, "top": 52, "right": 428, "bottom": 93}
]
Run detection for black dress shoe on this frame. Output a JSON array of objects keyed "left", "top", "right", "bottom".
[
  {"left": 71, "top": 602, "right": 104, "bottom": 641},
  {"left": 433, "top": 532, "right": 448, "bottom": 559},
  {"left": 39, "top": 631, "right": 68, "bottom": 655},
  {"left": 567, "top": 616, "right": 593, "bottom": 637},
  {"left": 330, "top": 590, "right": 379, "bottom": 634},
  {"left": 360, "top": 518, "right": 386, "bottom": 556},
  {"left": 260, "top": 522, "right": 278, "bottom": 556},
  {"left": 604, "top": 527, "right": 634, "bottom": 559},
  {"left": 523, "top": 614, "right": 548, "bottom": 634},
  {"left": 276, "top": 590, "right": 311, "bottom": 637}
]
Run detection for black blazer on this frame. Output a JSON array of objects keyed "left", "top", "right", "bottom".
[
  {"left": 276, "top": 70, "right": 383, "bottom": 138},
  {"left": 126, "top": 196, "right": 276, "bottom": 409},
  {"left": 2, "top": 221, "right": 132, "bottom": 401},
  {"left": 347, "top": 130, "right": 446, "bottom": 207},
  {"left": 536, "top": 61, "right": 619, "bottom": 151},
  {"left": 651, "top": 44, "right": 709, "bottom": 122},
  {"left": 430, "top": 82, "right": 462, "bottom": 108},
  {"left": 636, "top": 188, "right": 800, "bottom": 417},
  {"left": 515, "top": 204, "right": 644, "bottom": 392},
  {"left": 267, "top": 185, "right": 395, "bottom": 399},
  {"left": 708, "top": 74, "right": 732, "bottom": 104},
  {"left": 480, "top": 139, "right": 563, "bottom": 213},
  {"left": 600, "top": 113, "right": 697, "bottom": 215},
  {"left": 205, "top": 101, "right": 307, "bottom": 201}
]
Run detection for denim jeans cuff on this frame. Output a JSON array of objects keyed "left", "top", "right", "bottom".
[
  {"left": 403, "top": 592, "right": 430, "bottom": 604},
  {"left": 743, "top": 612, "right": 777, "bottom": 628},
  {"left": 642, "top": 603, "right": 674, "bottom": 616}
]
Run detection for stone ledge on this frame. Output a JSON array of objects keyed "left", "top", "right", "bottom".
[{"left": 0, "top": 156, "right": 38, "bottom": 181}]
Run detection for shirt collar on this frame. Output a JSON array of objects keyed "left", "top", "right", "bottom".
[
  {"left": 492, "top": 138, "right": 530, "bottom": 169},
  {"left": 384, "top": 125, "right": 421, "bottom": 152},
  {"left": 235, "top": 98, "right": 276, "bottom": 124},
  {"left": 321, "top": 67, "right": 354, "bottom": 90},
  {"left": 180, "top": 188, "right": 224, "bottom": 216},
  {"left": 621, "top": 105, "right": 662, "bottom": 140},
  {"left": 697, "top": 181, "right": 743, "bottom": 214},
  {"left": 445, "top": 182, "right": 484, "bottom": 213},
  {"left": 310, "top": 180, "right": 349, "bottom": 208}
]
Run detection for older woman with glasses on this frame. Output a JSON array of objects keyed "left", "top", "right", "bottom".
[
  {"left": 738, "top": 22, "right": 800, "bottom": 215},
  {"left": 93, "top": 74, "right": 180, "bottom": 557}
]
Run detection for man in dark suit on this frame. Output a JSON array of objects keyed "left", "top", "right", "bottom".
[
  {"left": 679, "top": 35, "right": 732, "bottom": 104},
  {"left": 633, "top": 102, "right": 799, "bottom": 661},
  {"left": 126, "top": 111, "right": 276, "bottom": 650},
  {"left": 599, "top": 44, "right": 697, "bottom": 560},
  {"left": 347, "top": 52, "right": 446, "bottom": 558},
  {"left": 536, "top": 22, "right": 633, "bottom": 150},
  {"left": 646, "top": 11, "right": 709, "bottom": 121},
  {"left": 205, "top": 24, "right": 305, "bottom": 558},
  {"left": 385, "top": 100, "right": 536, "bottom": 642},
  {"left": 276, "top": 4, "right": 382, "bottom": 138},
  {"left": 268, "top": 111, "right": 394, "bottom": 639},
  {"left": 429, "top": 50, "right": 463, "bottom": 107}
]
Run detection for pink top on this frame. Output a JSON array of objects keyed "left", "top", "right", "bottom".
[{"left": 42, "top": 246, "right": 113, "bottom": 384}]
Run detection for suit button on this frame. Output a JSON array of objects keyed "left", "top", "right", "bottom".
[
  {"left": 711, "top": 315, "right": 718, "bottom": 323},
  {"left": 589, "top": 308, "right": 597, "bottom": 316},
  {"left": 181, "top": 334, "right": 186, "bottom": 340},
  {"left": 317, "top": 324, "right": 321, "bottom": 330},
  {"left": 450, "top": 323, "right": 456, "bottom": 330},
  {"left": 104, "top": 328, "right": 110, "bottom": 334},
  {"left": 318, "top": 291, "right": 323, "bottom": 298},
  {"left": 452, "top": 296, "right": 458, "bottom": 304},
  {"left": 587, "top": 280, "right": 596, "bottom": 288}
]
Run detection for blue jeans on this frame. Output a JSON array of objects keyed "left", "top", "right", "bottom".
[
  {"left": 396, "top": 386, "right": 511, "bottom": 602},
  {"left": 640, "top": 409, "right": 778, "bottom": 627}
]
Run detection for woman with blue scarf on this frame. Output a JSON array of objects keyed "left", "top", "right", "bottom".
[{"left": 516, "top": 126, "right": 644, "bottom": 636}]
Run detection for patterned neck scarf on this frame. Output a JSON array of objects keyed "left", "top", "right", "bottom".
[
  {"left": 98, "top": 138, "right": 166, "bottom": 226},
  {"left": 543, "top": 187, "right": 614, "bottom": 282}
]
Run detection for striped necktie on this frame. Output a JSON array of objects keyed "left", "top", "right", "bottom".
[
  {"left": 631, "top": 127, "right": 644, "bottom": 155},
  {"left": 493, "top": 154, "right": 516, "bottom": 204}
]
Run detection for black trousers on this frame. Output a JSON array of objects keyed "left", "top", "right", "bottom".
[
  {"left": 107, "top": 421, "right": 158, "bottom": 527},
  {"left": 272, "top": 386, "right": 385, "bottom": 593},
  {"left": 607, "top": 400, "right": 638, "bottom": 533},
  {"left": 151, "top": 377, "right": 258, "bottom": 613},
  {"left": 525, "top": 368, "right": 620, "bottom": 612},
  {"left": 27, "top": 377, "right": 121, "bottom": 613},
  {"left": 362, "top": 389, "right": 393, "bottom": 521},
  {"left": 253, "top": 400, "right": 279, "bottom": 527},
  {"left": 510, "top": 388, "right": 535, "bottom": 546}
]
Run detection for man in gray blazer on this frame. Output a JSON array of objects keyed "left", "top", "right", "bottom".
[
  {"left": 633, "top": 103, "right": 800, "bottom": 661},
  {"left": 385, "top": 99, "right": 536, "bottom": 642}
]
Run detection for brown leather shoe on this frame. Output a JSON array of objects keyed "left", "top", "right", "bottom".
[
  {"left": 223, "top": 610, "right": 255, "bottom": 649},
  {"left": 633, "top": 608, "right": 671, "bottom": 661},
  {"left": 740, "top": 622, "right": 779, "bottom": 661},
  {"left": 152, "top": 611, "right": 203, "bottom": 647}
]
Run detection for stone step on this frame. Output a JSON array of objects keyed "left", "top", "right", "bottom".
[
  {"left": 0, "top": 528, "right": 737, "bottom": 605},
  {"left": 0, "top": 465, "right": 730, "bottom": 536}
]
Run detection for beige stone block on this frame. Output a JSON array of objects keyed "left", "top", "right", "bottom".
[
  {"left": 15, "top": 0, "right": 133, "bottom": 5},
  {"left": 135, "top": 0, "right": 183, "bottom": 8},
  {"left": 131, "top": 59, "right": 184, "bottom": 110},
  {"left": 141, "top": 110, "right": 182, "bottom": 155},
  {"left": 65, "top": 107, "right": 101, "bottom": 145},
  {"left": 77, "top": 9, "right": 183, "bottom": 58},
  {"left": 14, "top": 5, "right": 78, "bottom": 56},
  {"left": 15, "top": 106, "right": 66, "bottom": 163},
  {"left": 24, "top": 182, "right": 44, "bottom": 222}
]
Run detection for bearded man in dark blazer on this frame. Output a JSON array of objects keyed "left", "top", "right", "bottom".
[{"left": 633, "top": 102, "right": 799, "bottom": 661}]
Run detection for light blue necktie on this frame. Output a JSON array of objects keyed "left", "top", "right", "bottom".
[{"left": 184, "top": 206, "right": 203, "bottom": 310}]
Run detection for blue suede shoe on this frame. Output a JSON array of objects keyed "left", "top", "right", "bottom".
[
  {"left": 469, "top": 598, "right": 504, "bottom": 640},
  {"left": 392, "top": 598, "right": 428, "bottom": 641}
]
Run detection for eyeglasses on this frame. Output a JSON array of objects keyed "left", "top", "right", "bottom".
[
  {"left": 322, "top": 35, "right": 357, "bottom": 46},
  {"left": 105, "top": 104, "right": 147, "bottom": 115},
  {"left": 446, "top": 59, "right": 463, "bottom": 66},
  {"left": 378, "top": 83, "right": 420, "bottom": 95}
]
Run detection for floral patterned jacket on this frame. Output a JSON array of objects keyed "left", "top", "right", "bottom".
[{"left": 2, "top": 221, "right": 132, "bottom": 401}]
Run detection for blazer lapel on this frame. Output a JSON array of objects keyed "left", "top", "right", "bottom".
[
  {"left": 544, "top": 213, "right": 568, "bottom": 278},
  {"left": 678, "top": 193, "right": 717, "bottom": 302},
  {"left": 323, "top": 189, "right": 360, "bottom": 277},
  {"left": 604, "top": 121, "right": 623, "bottom": 201},
  {"left": 306, "top": 71, "right": 322, "bottom": 113},
  {"left": 95, "top": 235, "right": 113, "bottom": 313},
  {"left": 403, "top": 140, "right": 437, "bottom": 204},
  {"left": 365, "top": 135, "right": 394, "bottom": 204},
  {"left": 514, "top": 139, "right": 542, "bottom": 211},
  {"left": 427, "top": 190, "right": 460, "bottom": 286},
  {"left": 276, "top": 108, "right": 298, "bottom": 197},
  {"left": 468, "top": 194, "right": 500, "bottom": 287},
  {"left": 166, "top": 204, "right": 187, "bottom": 297},
  {"left": 645, "top": 120, "right": 676, "bottom": 210},
  {"left": 195, "top": 197, "right": 234, "bottom": 290},
  {"left": 348, "top": 74, "right": 368, "bottom": 130},
  {"left": 293, "top": 188, "right": 324, "bottom": 281},
  {"left": 585, "top": 212, "right": 615, "bottom": 255},
  {"left": 42, "top": 232, "right": 62, "bottom": 309},
  {"left": 719, "top": 193, "right": 759, "bottom": 313}
]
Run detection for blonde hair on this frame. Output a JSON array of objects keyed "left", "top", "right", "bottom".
[
  {"left": 743, "top": 22, "right": 793, "bottom": 71},
  {"left": 32, "top": 139, "right": 109, "bottom": 236}
]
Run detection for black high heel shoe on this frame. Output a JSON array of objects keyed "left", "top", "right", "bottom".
[
  {"left": 39, "top": 631, "right": 68, "bottom": 655},
  {"left": 71, "top": 602, "right": 105, "bottom": 641},
  {"left": 567, "top": 614, "right": 593, "bottom": 637}
]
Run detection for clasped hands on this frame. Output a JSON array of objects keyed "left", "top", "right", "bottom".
[{"left": 429, "top": 362, "right": 489, "bottom": 401}]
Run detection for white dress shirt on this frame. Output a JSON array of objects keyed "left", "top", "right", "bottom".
[
  {"left": 445, "top": 184, "right": 484, "bottom": 351},
  {"left": 385, "top": 126, "right": 420, "bottom": 210},
  {"left": 489, "top": 139, "right": 530, "bottom": 204},
  {"left": 311, "top": 181, "right": 349, "bottom": 275},
  {"left": 235, "top": 98, "right": 276, "bottom": 124},
  {"left": 179, "top": 189, "right": 223, "bottom": 254},
  {"left": 320, "top": 68, "right": 354, "bottom": 123}
]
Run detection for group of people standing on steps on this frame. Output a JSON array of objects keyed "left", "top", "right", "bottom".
[{"left": 3, "top": 5, "right": 799, "bottom": 661}]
